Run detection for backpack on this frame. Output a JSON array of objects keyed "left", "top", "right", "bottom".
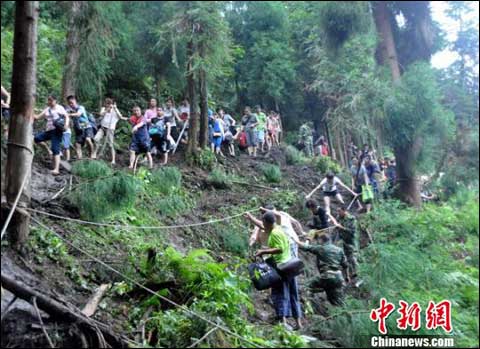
[
  {"left": 149, "top": 119, "right": 165, "bottom": 137},
  {"left": 87, "top": 113, "right": 97, "bottom": 134},
  {"left": 50, "top": 108, "right": 66, "bottom": 132},
  {"left": 238, "top": 131, "right": 247, "bottom": 149},
  {"left": 248, "top": 260, "right": 282, "bottom": 290}
]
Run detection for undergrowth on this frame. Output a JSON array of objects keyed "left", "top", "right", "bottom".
[
  {"left": 262, "top": 164, "right": 282, "bottom": 183},
  {"left": 315, "top": 192, "right": 479, "bottom": 348}
]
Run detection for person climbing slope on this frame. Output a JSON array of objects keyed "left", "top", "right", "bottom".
[
  {"left": 307, "top": 172, "right": 359, "bottom": 215},
  {"left": 128, "top": 106, "right": 153, "bottom": 170},
  {"left": 245, "top": 211, "right": 303, "bottom": 330}
]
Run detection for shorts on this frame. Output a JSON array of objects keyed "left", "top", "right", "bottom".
[
  {"left": 170, "top": 126, "right": 178, "bottom": 140},
  {"left": 62, "top": 132, "right": 71, "bottom": 150},
  {"left": 245, "top": 128, "right": 257, "bottom": 147},
  {"left": 212, "top": 136, "right": 223, "bottom": 149},
  {"left": 323, "top": 190, "right": 338, "bottom": 197},
  {"left": 151, "top": 134, "right": 170, "bottom": 153},
  {"left": 94, "top": 127, "right": 115, "bottom": 146},
  {"left": 75, "top": 127, "right": 94, "bottom": 146},
  {"left": 130, "top": 134, "right": 151, "bottom": 154},
  {"left": 257, "top": 129, "right": 265, "bottom": 142},
  {"left": 34, "top": 129, "right": 62, "bottom": 155}
]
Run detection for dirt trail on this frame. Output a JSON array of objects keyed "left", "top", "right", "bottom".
[{"left": 2, "top": 145, "right": 362, "bottom": 347}]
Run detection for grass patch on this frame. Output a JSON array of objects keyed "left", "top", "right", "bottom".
[
  {"left": 311, "top": 156, "right": 342, "bottom": 175},
  {"left": 69, "top": 171, "right": 138, "bottom": 221},
  {"left": 149, "top": 166, "right": 182, "bottom": 195},
  {"left": 284, "top": 144, "right": 308, "bottom": 165},
  {"left": 262, "top": 164, "right": 282, "bottom": 183},
  {"left": 208, "top": 167, "right": 232, "bottom": 189},
  {"left": 72, "top": 160, "right": 113, "bottom": 179}
]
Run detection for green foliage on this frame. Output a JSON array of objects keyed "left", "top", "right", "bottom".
[
  {"left": 72, "top": 160, "right": 113, "bottom": 179},
  {"left": 69, "top": 170, "right": 138, "bottom": 221},
  {"left": 284, "top": 145, "right": 308, "bottom": 165},
  {"left": 208, "top": 167, "right": 232, "bottom": 189},
  {"left": 312, "top": 156, "right": 342, "bottom": 175},
  {"left": 316, "top": 1, "right": 372, "bottom": 49},
  {"left": 149, "top": 166, "right": 182, "bottom": 195},
  {"left": 353, "top": 196, "right": 479, "bottom": 348},
  {"left": 261, "top": 164, "right": 282, "bottom": 183},
  {"left": 194, "top": 148, "right": 217, "bottom": 171},
  {"left": 385, "top": 62, "right": 455, "bottom": 153}
]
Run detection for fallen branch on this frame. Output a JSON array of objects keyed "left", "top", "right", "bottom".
[
  {"left": 188, "top": 326, "right": 219, "bottom": 348},
  {"left": 1, "top": 273, "right": 132, "bottom": 348},
  {"left": 81, "top": 283, "right": 110, "bottom": 317},
  {"left": 32, "top": 296, "right": 55, "bottom": 348},
  {"left": 231, "top": 180, "right": 275, "bottom": 191}
]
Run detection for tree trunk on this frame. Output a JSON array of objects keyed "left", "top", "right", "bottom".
[
  {"left": 372, "top": 1, "right": 401, "bottom": 82},
  {"left": 61, "top": 1, "right": 82, "bottom": 100},
  {"left": 394, "top": 140, "right": 421, "bottom": 207},
  {"left": 198, "top": 43, "right": 208, "bottom": 149},
  {"left": 186, "top": 40, "right": 199, "bottom": 157},
  {"left": 4, "top": 1, "right": 39, "bottom": 248},
  {"left": 323, "top": 109, "right": 334, "bottom": 160}
]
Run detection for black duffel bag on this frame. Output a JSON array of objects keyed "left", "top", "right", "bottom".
[
  {"left": 248, "top": 259, "right": 282, "bottom": 290},
  {"left": 276, "top": 257, "right": 305, "bottom": 278}
]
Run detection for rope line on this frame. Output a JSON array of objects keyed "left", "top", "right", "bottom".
[
  {"left": 1, "top": 172, "right": 30, "bottom": 240},
  {"left": 30, "top": 216, "right": 261, "bottom": 348},
  {"left": 26, "top": 207, "right": 259, "bottom": 230}
]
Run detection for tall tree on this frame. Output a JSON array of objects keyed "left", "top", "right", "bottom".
[
  {"left": 4, "top": 1, "right": 39, "bottom": 247},
  {"left": 61, "top": 1, "right": 82, "bottom": 100}
]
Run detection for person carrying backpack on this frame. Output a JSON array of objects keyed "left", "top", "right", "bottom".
[
  {"left": 245, "top": 211, "right": 303, "bottom": 330},
  {"left": 241, "top": 106, "right": 258, "bottom": 157},
  {"left": 149, "top": 108, "right": 171, "bottom": 165},
  {"left": 34, "top": 95, "right": 69, "bottom": 175},
  {"left": 66, "top": 95, "right": 96, "bottom": 159}
]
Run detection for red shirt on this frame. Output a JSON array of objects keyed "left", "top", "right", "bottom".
[{"left": 130, "top": 114, "right": 144, "bottom": 126}]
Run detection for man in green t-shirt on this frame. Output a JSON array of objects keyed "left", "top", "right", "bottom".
[
  {"left": 255, "top": 106, "right": 267, "bottom": 153},
  {"left": 245, "top": 211, "right": 303, "bottom": 330}
]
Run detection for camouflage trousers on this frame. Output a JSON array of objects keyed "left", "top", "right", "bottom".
[
  {"left": 302, "top": 137, "right": 313, "bottom": 157},
  {"left": 307, "top": 271, "right": 345, "bottom": 306},
  {"left": 343, "top": 242, "right": 358, "bottom": 277}
]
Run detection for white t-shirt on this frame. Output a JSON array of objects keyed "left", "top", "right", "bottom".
[
  {"left": 44, "top": 104, "right": 67, "bottom": 131},
  {"left": 320, "top": 176, "right": 342, "bottom": 192},
  {"left": 164, "top": 107, "right": 178, "bottom": 127},
  {"left": 101, "top": 107, "right": 121, "bottom": 130}
]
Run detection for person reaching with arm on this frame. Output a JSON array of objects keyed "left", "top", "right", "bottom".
[{"left": 307, "top": 172, "right": 359, "bottom": 215}]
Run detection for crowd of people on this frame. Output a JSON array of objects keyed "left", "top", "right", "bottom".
[{"left": 0, "top": 87, "right": 285, "bottom": 175}]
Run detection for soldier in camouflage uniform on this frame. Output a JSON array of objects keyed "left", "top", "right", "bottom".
[
  {"left": 298, "top": 122, "right": 314, "bottom": 157},
  {"left": 294, "top": 233, "right": 349, "bottom": 306},
  {"left": 331, "top": 206, "right": 358, "bottom": 280}
]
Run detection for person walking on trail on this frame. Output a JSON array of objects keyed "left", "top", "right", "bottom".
[
  {"left": 241, "top": 106, "right": 258, "bottom": 158},
  {"left": 164, "top": 98, "right": 182, "bottom": 148},
  {"left": 298, "top": 122, "right": 314, "bottom": 157},
  {"left": 149, "top": 108, "right": 171, "bottom": 165},
  {"left": 275, "top": 112, "right": 283, "bottom": 143},
  {"left": 128, "top": 106, "right": 153, "bottom": 170},
  {"left": 293, "top": 233, "right": 348, "bottom": 306},
  {"left": 384, "top": 157, "right": 397, "bottom": 195},
  {"left": 66, "top": 95, "right": 96, "bottom": 160},
  {"left": 94, "top": 98, "right": 128, "bottom": 165},
  {"left": 245, "top": 211, "right": 303, "bottom": 330},
  {"left": 314, "top": 136, "right": 329, "bottom": 157},
  {"left": 305, "top": 199, "right": 331, "bottom": 239},
  {"left": 255, "top": 106, "right": 267, "bottom": 153},
  {"left": 350, "top": 157, "right": 369, "bottom": 212},
  {"left": 34, "top": 95, "right": 69, "bottom": 175},
  {"left": 211, "top": 113, "right": 225, "bottom": 156},
  {"left": 144, "top": 98, "right": 159, "bottom": 124},
  {"left": 330, "top": 206, "right": 358, "bottom": 284},
  {"left": 307, "top": 172, "right": 359, "bottom": 215},
  {"left": 364, "top": 155, "right": 381, "bottom": 196},
  {"left": 266, "top": 111, "right": 279, "bottom": 150}
]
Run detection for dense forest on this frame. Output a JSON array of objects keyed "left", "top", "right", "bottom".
[{"left": 1, "top": 1, "right": 478, "bottom": 348}]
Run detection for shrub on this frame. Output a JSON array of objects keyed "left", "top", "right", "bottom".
[
  {"left": 312, "top": 156, "right": 343, "bottom": 175},
  {"left": 72, "top": 160, "right": 113, "bottom": 179},
  {"left": 69, "top": 172, "right": 138, "bottom": 221},
  {"left": 194, "top": 148, "right": 216, "bottom": 171},
  {"left": 262, "top": 164, "right": 282, "bottom": 183},
  {"left": 149, "top": 167, "right": 182, "bottom": 195},
  {"left": 208, "top": 167, "right": 232, "bottom": 189},
  {"left": 284, "top": 145, "right": 307, "bottom": 165}
]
